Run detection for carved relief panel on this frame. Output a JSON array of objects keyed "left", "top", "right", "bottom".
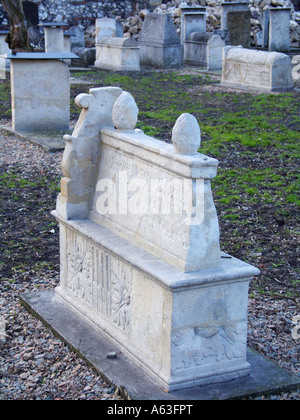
[{"left": 65, "top": 228, "right": 132, "bottom": 332}]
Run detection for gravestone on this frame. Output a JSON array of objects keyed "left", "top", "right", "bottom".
[
  {"left": 95, "top": 17, "right": 123, "bottom": 44},
  {"left": 94, "top": 18, "right": 124, "bottom": 69},
  {"left": 221, "top": 46, "right": 293, "bottom": 92},
  {"left": 207, "top": 34, "right": 226, "bottom": 70},
  {"left": 139, "top": 13, "right": 183, "bottom": 69},
  {"left": 221, "top": 1, "right": 249, "bottom": 31},
  {"left": 184, "top": 32, "right": 224, "bottom": 70},
  {"left": 269, "top": 8, "right": 291, "bottom": 52},
  {"left": 262, "top": 8, "right": 291, "bottom": 52},
  {"left": 39, "top": 22, "right": 66, "bottom": 53},
  {"left": 180, "top": 5, "right": 207, "bottom": 44},
  {"left": 94, "top": 37, "right": 140, "bottom": 71},
  {"left": 50, "top": 86, "right": 260, "bottom": 391},
  {"left": 227, "top": 10, "right": 251, "bottom": 48},
  {"left": 7, "top": 52, "right": 78, "bottom": 132}
]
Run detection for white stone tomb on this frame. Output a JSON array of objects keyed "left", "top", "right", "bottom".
[
  {"left": 94, "top": 37, "right": 140, "bottom": 71},
  {"left": 52, "top": 86, "right": 260, "bottom": 391},
  {"left": 221, "top": 46, "right": 293, "bottom": 92}
]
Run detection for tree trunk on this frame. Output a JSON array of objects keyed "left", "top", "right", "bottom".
[{"left": 0, "top": 0, "right": 31, "bottom": 51}]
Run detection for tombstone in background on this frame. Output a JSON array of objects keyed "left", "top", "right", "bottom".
[
  {"left": 6, "top": 52, "right": 78, "bottom": 132},
  {"left": 95, "top": 17, "right": 123, "bottom": 44},
  {"left": 50, "top": 86, "right": 259, "bottom": 391},
  {"left": 221, "top": 46, "right": 293, "bottom": 92},
  {"left": 184, "top": 32, "right": 225, "bottom": 70},
  {"left": 180, "top": 5, "right": 207, "bottom": 44},
  {"left": 207, "top": 34, "right": 226, "bottom": 70},
  {"left": 94, "top": 18, "right": 124, "bottom": 69},
  {"left": 221, "top": 2, "right": 249, "bottom": 31},
  {"left": 226, "top": 10, "right": 251, "bottom": 48},
  {"left": 95, "top": 37, "right": 140, "bottom": 71},
  {"left": 65, "top": 26, "right": 85, "bottom": 51},
  {"left": 139, "top": 13, "right": 183, "bottom": 69},
  {"left": 269, "top": 8, "right": 291, "bottom": 52},
  {"left": 39, "top": 22, "right": 66, "bottom": 53}
]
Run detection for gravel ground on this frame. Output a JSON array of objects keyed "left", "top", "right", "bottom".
[{"left": 0, "top": 131, "right": 299, "bottom": 400}]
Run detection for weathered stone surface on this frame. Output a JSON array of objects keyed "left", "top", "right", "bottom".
[
  {"left": 95, "top": 17, "right": 123, "bottom": 43},
  {"left": 269, "top": 7, "right": 291, "bottom": 52},
  {"left": 94, "top": 37, "right": 140, "bottom": 71},
  {"left": 221, "top": 46, "right": 293, "bottom": 92},
  {"left": 172, "top": 113, "right": 201, "bottom": 155},
  {"left": 112, "top": 91, "right": 139, "bottom": 131},
  {"left": 10, "top": 57, "right": 71, "bottom": 132},
  {"left": 184, "top": 31, "right": 224, "bottom": 69},
  {"left": 207, "top": 34, "right": 225, "bottom": 70},
  {"left": 139, "top": 13, "right": 183, "bottom": 68},
  {"left": 180, "top": 5, "right": 207, "bottom": 43},
  {"left": 57, "top": 87, "right": 123, "bottom": 220},
  {"left": 52, "top": 86, "right": 260, "bottom": 392},
  {"left": 227, "top": 10, "right": 252, "bottom": 48},
  {"left": 221, "top": 1, "right": 249, "bottom": 30},
  {"left": 65, "top": 26, "right": 85, "bottom": 50},
  {"left": 43, "top": 27, "right": 65, "bottom": 52}
]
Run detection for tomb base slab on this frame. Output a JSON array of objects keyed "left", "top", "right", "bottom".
[{"left": 21, "top": 287, "right": 300, "bottom": 400}]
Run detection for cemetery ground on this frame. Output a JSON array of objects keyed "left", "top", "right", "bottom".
[{"left": 0, "top": 67, "right": 299, "bottom": 400}]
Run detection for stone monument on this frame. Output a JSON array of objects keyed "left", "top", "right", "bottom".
[
  {"left": 49, "top": 86, "right": 260, "bottom": 391},
  {"left": 269, "top": 8, "right": 291, "bottom": 52},
  {"left": 94, "top": 17, "right": 126, "bottom": 69},
  {"left": 95, "top": 17, "right": 123, "bottom": 44},
  {"left": 221, "top": 46, "right": 293, "bottom": 92},
  {"left": 184, "top": 32, "right": 225, "bottom": 70},
  {"left": 6, "top": 52, "right": 78, "bottom": 132},
  {"left": 262, "top": 8, "right": 291, "bottom": 52},
  {"left": 221, "top": 2, "right": 249, "bottom": 31},
  {"left": 139, "top": 13, "right": 183, "bottom": 69},
  {"left": 180, "top": 5, "right": 207, "bottom": 44},
  {"left": 226, "top": 10, "right": 251, "bottom": 48},
  {"left": 94, "top": 37, "right": 140, "bottom": 71},
  {"left": 39, "top": 22, "right": 66, "bottom": 53}
]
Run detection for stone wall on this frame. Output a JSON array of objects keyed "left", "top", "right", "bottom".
[
  {"left": 0, "top": 0, "right": 148, "bottom": 29},
  {"left": 122, "top": 0, "right": 300, "bottom": 47},
  {"left": 0, "top": 0, "right": 299, "bottom": 47}
]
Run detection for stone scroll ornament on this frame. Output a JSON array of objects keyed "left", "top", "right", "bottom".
[{"left": 57, "top": 87, "right": 123, "bottom": 220}]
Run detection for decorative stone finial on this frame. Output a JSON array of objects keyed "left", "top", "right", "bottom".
[
  {"left": 172, "top": 113, "right": 201, "bottom": 155},
  {"left": 112, "top": 92, "right": 139, "bottom": 131}
]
